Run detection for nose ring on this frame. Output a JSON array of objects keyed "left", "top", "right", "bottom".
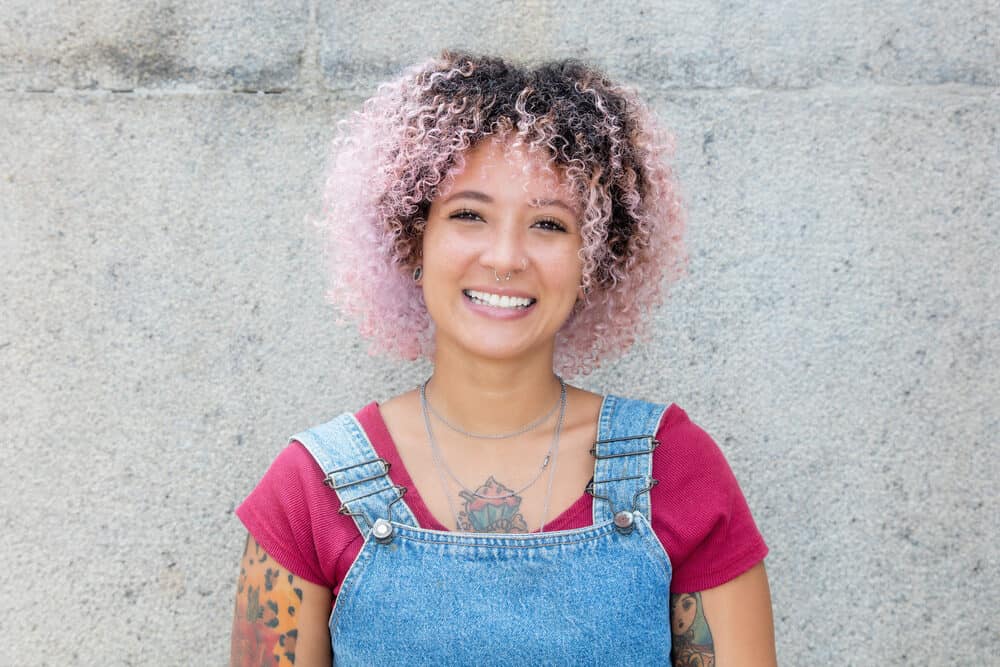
[{"left": 494, "top": 269, "right": 512, "bottom": 282}]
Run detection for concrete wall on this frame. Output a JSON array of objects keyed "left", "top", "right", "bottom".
[{"left": 2, "top": 1, "right": 997, "bottom": 664}]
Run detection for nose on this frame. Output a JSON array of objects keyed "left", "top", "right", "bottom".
[{"left": 478, "top": 220, "right": 527, "bottom": 277}]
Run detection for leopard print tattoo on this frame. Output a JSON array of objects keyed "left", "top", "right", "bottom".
[{"left": 231, "top": 536, "right": 302, "bottom": 666}]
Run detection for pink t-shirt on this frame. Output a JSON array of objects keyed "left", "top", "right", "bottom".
[{"left": 237, "top": 401, "right": 768, "bottom": 596}]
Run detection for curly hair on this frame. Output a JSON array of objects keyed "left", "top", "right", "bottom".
[{"left": 319, "top": 51, "right": 687, "bottom": 377}]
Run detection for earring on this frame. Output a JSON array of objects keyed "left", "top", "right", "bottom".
[{"left": 413, "top": 265, "right": 423, "bottom": 282}]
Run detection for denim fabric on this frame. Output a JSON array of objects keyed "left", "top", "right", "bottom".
[
  {"left": 294, "top": 395, "right": 672, "bottom": 666},
  {"left": 295, "top": 412, "right": 418, "bottom": 531}
]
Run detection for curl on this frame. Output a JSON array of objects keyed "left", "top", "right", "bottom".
[{"left": 317, "top": 51, "right": 687, "bottom": 376}]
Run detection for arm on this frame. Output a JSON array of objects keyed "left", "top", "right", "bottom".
[
  {"left": 670, "top": 561, "right": 776, "bottom": 667},
  {"left": 230, "top": 533, "right": 333, "bottom": 667}
]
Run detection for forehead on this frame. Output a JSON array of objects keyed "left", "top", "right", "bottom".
[{"left": 438, "top": 139, "right": 574, "bottom": 203}]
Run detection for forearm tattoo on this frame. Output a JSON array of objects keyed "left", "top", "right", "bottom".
[
  {"left": 231, "top": 536, "right": 302, "bottom": 666},
  {"left": 670, "top": 592, "right": 715, "bottom": 667}
]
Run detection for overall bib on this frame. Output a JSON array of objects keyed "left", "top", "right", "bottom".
[{"left": 293, "top": 395, "right": 673, "bottom": 665}]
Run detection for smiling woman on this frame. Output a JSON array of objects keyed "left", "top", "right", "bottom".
[
  {"left": 420, "top": 140, "right": 585, "bottom": 366},
  {"left": 318, "top": 51, "right": 687, "bottom": 377},
  {"left": 231, "top": 51, "right": 775, "bottom": 666}
]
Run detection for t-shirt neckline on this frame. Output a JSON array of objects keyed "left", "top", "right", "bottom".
[{"left": 356, "top": 401, "right": 593, "bottom": 533}]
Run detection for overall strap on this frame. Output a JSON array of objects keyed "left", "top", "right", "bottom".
[
  {"left": 590, "top": 395, "right": 669, "bottom": 525},
  {"left": 292, "top": 413, "right": 417, "bottom": 536}
]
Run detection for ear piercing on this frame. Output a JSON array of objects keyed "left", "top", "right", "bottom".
[{"left": 413, "top": 265, "right": 423, "bottom": 282}]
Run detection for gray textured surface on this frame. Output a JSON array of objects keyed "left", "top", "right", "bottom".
[
  {"left": 1, "top": 0, "right": 309, "bottom": 91},
  {"left": 320, "top": 1, "right": 1000, "bottom": 89},
  {"left": 1, "top": 1, "right": 998, "bottom": 665}
]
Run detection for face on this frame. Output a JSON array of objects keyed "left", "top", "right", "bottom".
[
  {"left": 420, "top": 139, "right": 584, "bottom": 365},
  {"left": 671, "top": 593, "right": 698, "bottom": 636}
]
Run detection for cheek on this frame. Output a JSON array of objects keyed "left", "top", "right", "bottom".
[
  {"left": 538, "top": 248, "right": 584, "bottom": 290},
  {"left": 423, "top": 225, "right": 479, "bottom": 268}
]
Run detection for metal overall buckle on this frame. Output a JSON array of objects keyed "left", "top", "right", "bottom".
[
  {"left": 587, "top": 434, "right": 660, "bottom": 535},
  {"left": 324, "top": 457, "right": 407, "bottom": 543}
]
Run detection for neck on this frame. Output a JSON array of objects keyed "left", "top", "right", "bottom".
[{"left": 426, "top": 347, "right": 563, "bottom": 435}]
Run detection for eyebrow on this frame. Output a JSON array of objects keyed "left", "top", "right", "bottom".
[
  {"left": 442, "top": 190, "right": 493, "bottom": 204},
  {"left": 442, "top": 190, "right": 577, "bottom": 215},
  {"left": 530, "top": 197, "right": 577, "bottom": 215}
]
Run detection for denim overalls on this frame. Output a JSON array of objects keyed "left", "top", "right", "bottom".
[{"left": 293, "top": 395, "right": 673, "bottom": 665}]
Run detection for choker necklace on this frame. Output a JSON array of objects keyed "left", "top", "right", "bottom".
[
  {"left": 419, "top": 380, "right": 567, "bottom": 530},
  {"left": 423, "top": 376, "right": 566, "bottom": 439}
]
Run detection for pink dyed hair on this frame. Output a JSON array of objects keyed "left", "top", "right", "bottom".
[{"left": 319, "top": 51, "right": 687, "bottom": 377}]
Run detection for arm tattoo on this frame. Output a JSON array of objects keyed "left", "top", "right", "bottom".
[
  {"left": 670, "top": 592, "right": 715, "bottom": 667},
  {"left": 231, "top": 536, "right": 302, "bottom": 666}
]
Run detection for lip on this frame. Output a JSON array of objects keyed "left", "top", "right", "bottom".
[
  {"left": 462, "top": 290, "right": 537, "bottom": 320},
  {"left": 463, "top": 285, "right": 536, "bottom": 299}
]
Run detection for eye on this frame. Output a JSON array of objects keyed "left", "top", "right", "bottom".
[
  {"left": 450, "top": 208, "right": 483, "bottom": 222},
  {"left": 533, "top": 218, "right": 568, "bottom": 232}
]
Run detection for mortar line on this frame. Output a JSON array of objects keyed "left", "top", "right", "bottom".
[
  {"left": 302, "top": 0, "right": 322, "bottom": 93},
  {"left": 2, "top": 82, "right": 997, "bottom": 99}
]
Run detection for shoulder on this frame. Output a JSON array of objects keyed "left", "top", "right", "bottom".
[
  {"left": 647, "top": 402, "right": 743, "bottom": 506},
  {"left": 638, "top": 402, "right": 769, "bottom": 592},
  {"left": 597, "top": 395, "right": 726, "bottom": 474},
  {"left": 655, "top": 404, "right": 728, "bottom": 467},
  {"left": 249, "top": 439, "right": 328, "bottom": 494},
  {"left": 237, "top": 438, "right": 342, "bottom": 530},
  {"left": 602, "top": 396, "right": 711, "bottom": 450},
  {"left": 235, "top": 407, "right": 380, "bottom": 587}
]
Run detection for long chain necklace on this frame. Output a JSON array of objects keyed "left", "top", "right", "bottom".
[
  {"left": 419, "top": 378, "right": 567, "bottom": 530},
  {"left": 536, "top": 406, "right": 563, "bottom": 532},
  {"left": 423, "top": 379, "right": 564, "bottom": 440}
]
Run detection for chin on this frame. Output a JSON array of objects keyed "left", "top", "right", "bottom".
[{"left": 442, "top": 332, "right": 554, "bottom": 364}]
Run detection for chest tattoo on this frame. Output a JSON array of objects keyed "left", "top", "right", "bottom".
[{"left": 456, "top": 476, "right": 529, "bottom": 533}]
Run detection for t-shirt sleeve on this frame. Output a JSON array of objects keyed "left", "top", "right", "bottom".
[
  {"left": 651, "top": 405, "right": 769, "bottom": 593},
  {"left": 235, "top": 441, "right": 347, "bottom": 588}
]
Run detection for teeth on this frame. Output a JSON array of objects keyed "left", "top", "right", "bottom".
[{"left": 465, "top": 290, "right": 535, "bottom": 309}]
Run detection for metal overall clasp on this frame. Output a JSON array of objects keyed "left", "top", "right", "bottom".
[
  {"left": 587, "top": 434, "right": 660, "bottom": 535},
  {"left": 324, "top": 457, "right": 407, "bottom": 543}
]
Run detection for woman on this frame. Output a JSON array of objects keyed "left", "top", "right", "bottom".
[{"left": 231, "top": 52, "right": 775, "bottom": 666}]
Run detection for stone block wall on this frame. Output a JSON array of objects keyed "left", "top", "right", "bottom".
[{"left": 2, "top": 2, "right": 997, "bottom": 664}]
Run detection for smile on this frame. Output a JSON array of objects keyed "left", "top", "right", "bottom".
[{"left": 463, "top": 290, "right": 536, "bottom": 309}]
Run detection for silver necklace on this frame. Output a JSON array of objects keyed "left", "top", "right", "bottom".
[
  {"left": 420, "top": 380, "right": 567, "bottom": 530},
  {"left": 419, "top": 379, "right": 565, "bottom": 498},
  {"left": 424, "top": 397, "right": 565, "bottom": 531},
  {"left": 424, "top": 378, "right": 564, "bottom": 440},
  {"left": 536, "top": 406, "right": 563, "bottom": 532}
]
